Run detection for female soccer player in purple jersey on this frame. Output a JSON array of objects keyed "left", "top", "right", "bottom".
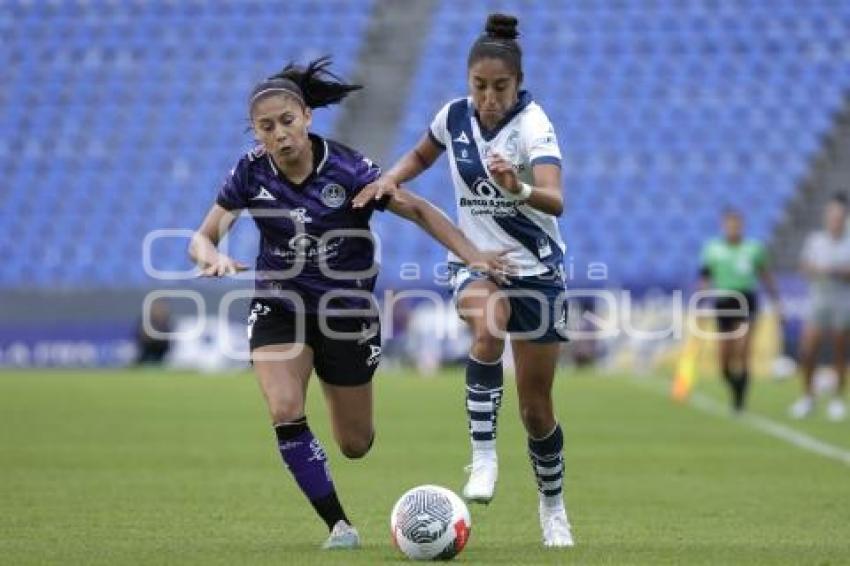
[
  {"left": 354, "top": 14, "right": 574, "bottom": 547},
  {"left": 188, "top": 57, "right": 508, "bottom": 550}
]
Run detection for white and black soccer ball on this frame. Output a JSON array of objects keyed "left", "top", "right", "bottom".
[{"left": 390, "top": 485, "right": 471, "bottom": 561}]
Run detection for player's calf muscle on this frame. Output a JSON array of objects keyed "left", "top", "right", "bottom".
[{"left": 337, "top": 433, "right": 373, "bottom": 459}]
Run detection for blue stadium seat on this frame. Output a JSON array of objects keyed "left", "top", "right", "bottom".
[{"left": 1, "top": 0, "right": 374, "bottom": 288}]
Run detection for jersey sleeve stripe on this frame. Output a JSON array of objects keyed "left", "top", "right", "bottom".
[
  {"left": 530, "top": 156, "right": 562, "bottom": 167},
  {"left": 215, "top": 195, "right": 241, "bottom": 211}
]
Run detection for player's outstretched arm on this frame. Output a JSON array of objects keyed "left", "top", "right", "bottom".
[
  {"left": 188, "top": 204, "right": 248, "bottom": 276},
  {"left": 386, "top": 187, "right": 514, "bottom": 282},
  {"left": 351, "top": 134, "right": 444, "bottom": 209}
]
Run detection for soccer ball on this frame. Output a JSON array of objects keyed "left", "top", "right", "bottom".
[{"left": 390, "top": 485, "right": 471, "bottom": 561}]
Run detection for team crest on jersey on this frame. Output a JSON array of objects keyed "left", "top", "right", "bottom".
[{"left": 320, "top": 183, "right": 346, "bottom": 208}]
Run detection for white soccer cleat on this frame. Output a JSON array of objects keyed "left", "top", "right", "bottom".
[
  {"left": 827, "top": 398, "right": 847, "bottom": 422},
  {"left": 539, "top": 499, "right": 575, "bottom": 548},
  {"left": 462, "top": 453, "right": 498, "bottom": 504},
  {"left": 789, "top": 396, "right": 815, "bottom": 419},
  {"left": 322, "top": 520, "right": 360, "bottom": 550}
]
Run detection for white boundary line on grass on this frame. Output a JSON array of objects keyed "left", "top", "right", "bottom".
[{"left": 628, "top": 377, "right": 850, "bottom": 468}]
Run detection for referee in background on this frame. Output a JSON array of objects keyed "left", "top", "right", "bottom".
[{"left": 699, "top": 208, "right": 783, "bottom": 412}]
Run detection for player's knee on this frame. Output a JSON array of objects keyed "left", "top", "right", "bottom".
[
  {"left": 520, "top": 402, "right": 555, "bottom": 438},
  {"left": 470, "top": 330, "right": 504, "bottom": 361},
  {"left": 269, "top": 400, "right": 305, "bottom": 425},
  {"left": 338, "top": 431, "right": 374, "bottom": 459}
]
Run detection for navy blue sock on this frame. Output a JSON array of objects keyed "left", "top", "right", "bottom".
[
  {"left": 465, "top": 356, "right": 503, "bottom": 452},
  {"left": 528, "top": 423, "right": 565, "bottom": 507}
]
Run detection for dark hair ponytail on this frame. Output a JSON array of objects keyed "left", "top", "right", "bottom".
[
  {"left": 468, "top": 13, "right": 523, "bottom": 80},
  {"left": 249, "top": 56, "right": 361, "bottom": 114},
  {"left": 271, "top": 56, "right": 362, "bottom": 108}
]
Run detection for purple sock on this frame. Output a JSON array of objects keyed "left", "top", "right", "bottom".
[{"left": 275, "top": 417, "right": 348, "bottom": 529}]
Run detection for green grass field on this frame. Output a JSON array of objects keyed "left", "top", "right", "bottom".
[{"left": 1, "top": 368, "right": 848, "bottom": 565}]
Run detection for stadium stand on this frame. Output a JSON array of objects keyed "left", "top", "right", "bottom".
[
  {"left": 1, "top": 0, "right": 849, "bottom": 291},
  {"left": 0, "top": 0, "right": 372, "bottom": 287}
]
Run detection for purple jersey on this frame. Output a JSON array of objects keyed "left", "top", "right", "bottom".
[{"left": 216, "top": 134, "right": 386, "bottom": 314}]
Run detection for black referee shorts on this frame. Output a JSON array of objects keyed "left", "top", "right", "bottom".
[
  {"left": 714, "top": 290, "right": 758, "bottom": 333},
  {"left": 247, "top": 299, "right": 382, "bottom": 386}
]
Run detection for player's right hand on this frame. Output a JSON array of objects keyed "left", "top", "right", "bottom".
[
  {"left": 198, "top": 255, "right": 248, "bottom": 277},
  {"left": 352, "top": 176, "right": 399, "bottom": 209},
  {"left": 468, "top": 249, "right": 517, "bottom": 286}
]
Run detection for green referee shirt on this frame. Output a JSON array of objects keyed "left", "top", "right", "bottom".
[{"left": 700, "top": 238, "right": 766, "bottom": 291}]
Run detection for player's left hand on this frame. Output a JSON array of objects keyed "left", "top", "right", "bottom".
[
  {"left": 352, "top": 176, "right": 399, "bottom": 209},
  {"left": 487, "top": 153, "right": 520, "bottom": 194}
]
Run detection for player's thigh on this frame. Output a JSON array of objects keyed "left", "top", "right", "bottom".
[
  {"left": 716, "top": 317, "right": 745, "bottom": 360},
  {"left": 717, "top": 336, "right": 734, "bottom": 360},
  {"left": 738, "top": 293, "right": 759, "bottom": 357},
  {"left": 457, "top": 278, "right": 510, "bottom": 338},
  {"left": 252, "top": 344, "right": 314, "bottom": 424},
  {"left": 734, "top": 322, "right": 755, "bottom": 360},
  {"left": 742, "top": 325, "right": 757, "bottom": 358}
]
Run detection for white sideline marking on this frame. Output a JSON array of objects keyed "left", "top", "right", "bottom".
[{"left": 628, "top": 377, "right": 850, "bottom": 468}]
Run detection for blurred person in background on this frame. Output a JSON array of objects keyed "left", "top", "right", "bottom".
[
  {"left": 699, "top": 208, "right": 782, "bottom": 413},
  {"left": 135, "top": 297, "right": 172, "bottom": 365},
  {"left": 789, "top": 194, "right": 850, "bottom": 421}
]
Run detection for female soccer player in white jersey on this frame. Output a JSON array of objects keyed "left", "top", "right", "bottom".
[
  {"left": 354, "top": 13, "right": 573, "bottom": 547},
  {"left": 189, "top": 58, "right": 508, "bottom": 550}
]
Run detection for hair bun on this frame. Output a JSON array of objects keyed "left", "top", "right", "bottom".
[{"left": 484, "top": 13, "right": 519, "bottom": 40}]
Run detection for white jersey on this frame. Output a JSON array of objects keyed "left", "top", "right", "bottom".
[
  {"left": 802, "top": 229, "right": 850, "bottom": 300},
  {"left": 429, "top": 92, "right": 565, "bottom": 276}
]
